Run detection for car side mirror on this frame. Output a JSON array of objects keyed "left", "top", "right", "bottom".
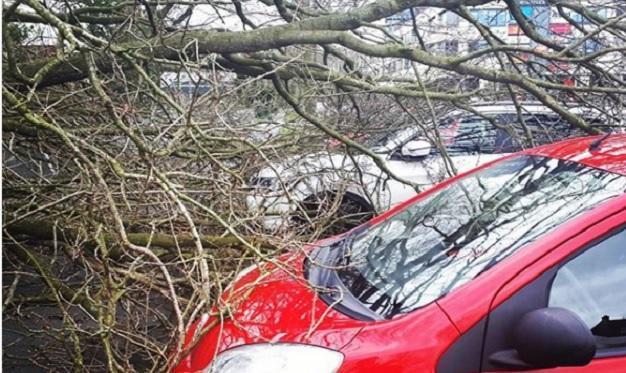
[
  {"left": 400, "top": 139, "right": 431, "bottom": 158},
  {"left": 489, "top": 307, "right": 596, "bottom": 369}
]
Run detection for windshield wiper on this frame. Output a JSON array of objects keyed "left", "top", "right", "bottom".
[{"left": 305, "top": 227, "right": 382, "bottom": 321}]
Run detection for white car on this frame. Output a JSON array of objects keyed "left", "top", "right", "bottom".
[{"left": 246, "top": 102, "right": 604, "bottom": 233}]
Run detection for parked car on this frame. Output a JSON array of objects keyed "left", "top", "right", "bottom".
[
  {"left": 174, "top": 134, "right": 626, "bottom": 373},
  {"left": 245, "top": 102, "right": 605, "bottom": 234}
]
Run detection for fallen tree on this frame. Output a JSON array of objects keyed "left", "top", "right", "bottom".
[{"left": 3, "top": 0, "right": 625, "bottom": 370}]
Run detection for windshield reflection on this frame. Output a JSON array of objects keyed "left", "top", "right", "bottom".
[{"left": 331, "top": 155, "right": 626, "bottom": 319}]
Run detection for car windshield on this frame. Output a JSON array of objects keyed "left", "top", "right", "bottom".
[{"left": 328, "top": 155, "right": 626, "bottom": 319}]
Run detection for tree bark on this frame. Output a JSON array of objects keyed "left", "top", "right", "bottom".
[{"left": 5, "top": 219, "right": 276, "bottom": 258}]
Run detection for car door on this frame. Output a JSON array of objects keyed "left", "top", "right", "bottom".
[{"left": 481, "top": 222, "right": 626, "bottom": 373}]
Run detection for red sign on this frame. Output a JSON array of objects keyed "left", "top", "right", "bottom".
[
  {"left": 547, "top": 61, "right": 571, "bottom": 73},
  {"left": 508, "top": 24, "right": 523, "bottom": 36},
  {"left": 550, "top": 23, "right": 572, "bottom": 35}
]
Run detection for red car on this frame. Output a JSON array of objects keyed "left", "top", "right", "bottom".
[{"left": 174, "top": 135, "right": 626, "bottom": 373}]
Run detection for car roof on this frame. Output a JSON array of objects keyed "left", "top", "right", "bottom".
[
  {"left": 525, "top": 134, "right": 626, "bottom": 176},
  {"left": 448, "top": 101, "right": 603, "bottom": 117}
]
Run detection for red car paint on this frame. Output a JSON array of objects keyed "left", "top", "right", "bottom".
[{"left": 173, "top": 135, "right": 626, "bottom": 373}]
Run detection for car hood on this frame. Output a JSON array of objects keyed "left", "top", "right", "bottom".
[{"left": 173, "top": 249, "right": 366, "bottom": 372}]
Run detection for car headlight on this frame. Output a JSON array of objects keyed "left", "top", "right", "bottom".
[
  {"left": 205, "top": 343, "right": 344, "bottom": 373},
  {"left": 248, "top": 176, "right": 278, "bottom": 191}
]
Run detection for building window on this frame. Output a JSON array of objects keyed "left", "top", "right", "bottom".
[
  {"left": 430, "top": 40, "right": 459, "bottom": 55},
  {"left": 386, "top": 8, "right": 414, "bottom": 23},
  {"left": 470, "top": 8, "right": 508, "bottom": 27},
  {"left": 521, "top": 4, "right": 534, "bottom": 18},
  {"left": 569, "top": 7, "right": 609, "bottom": 24}
]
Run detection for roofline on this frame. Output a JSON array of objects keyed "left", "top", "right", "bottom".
[{"left": 447, "top": 101, "right": 605, "bottom": 117}]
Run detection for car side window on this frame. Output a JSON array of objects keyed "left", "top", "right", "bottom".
[
  {"left": 549, "top": 228, "right": 626, "bottom": 348},
  {"left": 448, "top": 117, "right": 496, "bottom": 153},
  {"left": 524, "top": 114, "right": 574, "bottom": 146},
  {"left": 493, "top": 127, "right": 521, "bottom": 153},
  {"left": 492, "top": 114, "right": 581, "bottom": 153}
]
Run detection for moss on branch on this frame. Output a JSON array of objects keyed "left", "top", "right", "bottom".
[{"left": 5, "top": 219, "right": 276, "bottom": 258}]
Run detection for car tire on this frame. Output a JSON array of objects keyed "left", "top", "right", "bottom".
[{"left": 294, "top": 191, "right": 374, "bottom": 237}]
